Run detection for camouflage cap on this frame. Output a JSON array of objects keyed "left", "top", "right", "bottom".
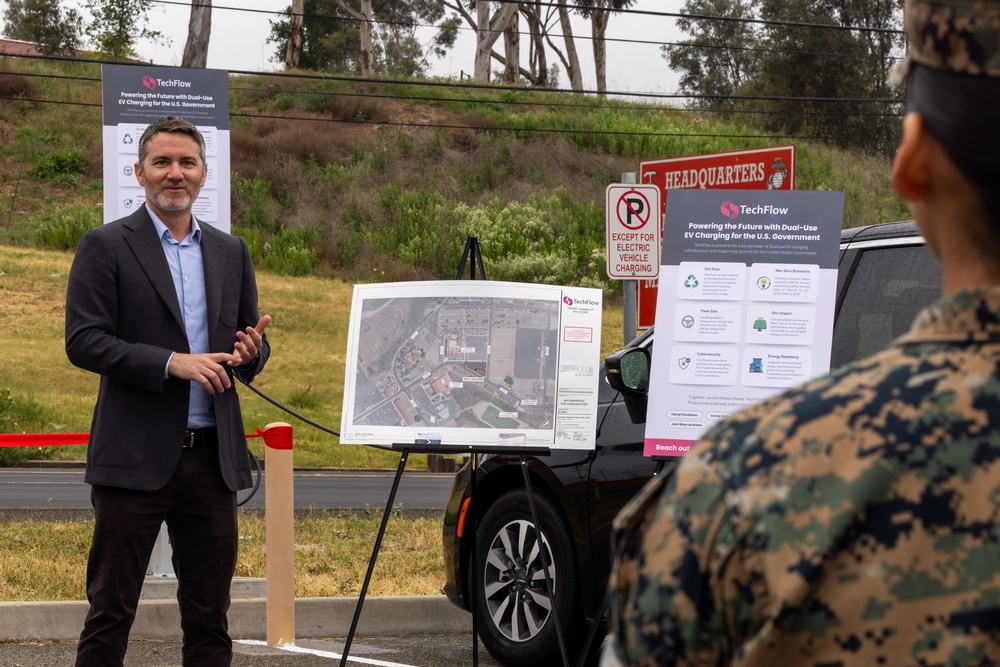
[{"left": 891, "top": 0, "right": 1000, "bottom": 85}]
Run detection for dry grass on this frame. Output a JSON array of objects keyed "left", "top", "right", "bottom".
[
  {"left": 0, "top": 244, "right": 628, "bottom": 468},
  {"left": 0, "top": 511, "right": 445, "bottom": 601},
  {"left": 0, "top": 67, "right": 37, "bottom": 100},
  {"left": 0, "top": 520, "right": 90, "bottom": 601}
]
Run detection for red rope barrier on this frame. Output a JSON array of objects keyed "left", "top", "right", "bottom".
[
  {"left": 0, "top": 433, "right": 89, "bottom": 447},
  {"left": 1, "top": 431, "right": 272, "bottom": 447}
]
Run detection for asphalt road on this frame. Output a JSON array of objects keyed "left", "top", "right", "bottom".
[
  {"left": 0, "top": 634, "right": 506, "bottom": 667},
  {"left": 0, "top": 468, "right": 457, "bottom": 510}
]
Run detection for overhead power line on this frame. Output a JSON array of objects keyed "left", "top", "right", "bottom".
[
  {"left": 0, "top": 63, "right": 907, "bottom": 123},
  {"left": 488, "top": 0, "right": 905, "bottom": 35},
  {"left": 0, "top": 52, "right": 906, "bottom": 105},
  {"left": 0, "top": 91, "right": 884, "bottom": 144},
  {"left": 146, "top": 0, "right": 902, "bottom": 62}
]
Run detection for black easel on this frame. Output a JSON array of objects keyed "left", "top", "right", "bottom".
[
  {"left": 339, "top": 237, "right": 570, "bottom": 667},
  {"left": 455, "top": 235, "right": 487, "bottom": 281}
]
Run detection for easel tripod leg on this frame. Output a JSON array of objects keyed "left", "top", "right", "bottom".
[
  {"left": 519, "top": 453, "right": 570, "bottom": 667},
  {"left": 339, "top": 448, "right": 410, "bottom": 667}
]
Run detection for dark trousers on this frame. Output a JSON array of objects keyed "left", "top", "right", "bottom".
[{"left": 75, "top": 431, "right": 238, "bottom": 667}]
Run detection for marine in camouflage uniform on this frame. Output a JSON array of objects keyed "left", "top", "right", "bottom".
[{"left": 602, "top": 2, "right": 1000, "bottom": 665}]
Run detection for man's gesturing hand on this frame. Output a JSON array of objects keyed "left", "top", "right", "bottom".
[
  {"left": 168, "top": 352, "right": 236, "bottom": 394},
  {"left": 230, "top": 315, "right": 272, "bottom": 367}
]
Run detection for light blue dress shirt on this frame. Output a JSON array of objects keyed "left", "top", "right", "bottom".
[{"left": 149, "top": 206, "right": 216, "bottom": 429}]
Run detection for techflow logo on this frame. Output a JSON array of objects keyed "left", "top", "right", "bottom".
[
  {"left": 142, "top": 75, "right": 157, "bottom": 90},
  {"left": 720, "top": 201, "right": 739, "bottom": 219},
  {"left": 564, "top": 296, "right": 600, "bottom": 307}
]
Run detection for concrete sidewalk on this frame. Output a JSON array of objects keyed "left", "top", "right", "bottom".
[{"left": 0, "top": 594, "right": 472, "bottom": 642}]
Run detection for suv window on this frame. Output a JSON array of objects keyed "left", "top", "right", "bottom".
[{"left": 832, "top": 244, "right": 941, "bottom": 368}]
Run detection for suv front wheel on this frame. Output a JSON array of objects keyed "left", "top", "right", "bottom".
[{"left": 474, "top": 488, "right": 583, "bottom": 667}]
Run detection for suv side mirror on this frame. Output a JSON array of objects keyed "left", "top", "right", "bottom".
[{"left": 605, "top": 347, "right": 650, "bottom": 423}]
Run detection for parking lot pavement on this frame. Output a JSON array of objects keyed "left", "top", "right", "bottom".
[{"left": 0, "top": 634, "right": 505, "bottom": 667}]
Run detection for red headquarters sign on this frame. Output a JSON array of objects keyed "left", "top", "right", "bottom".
[
  {"left": 606, "top": 184, "right": 661, "bottom": 279},
  {"left": 636, "top": 146, "right": 795, "bottom": 327}
]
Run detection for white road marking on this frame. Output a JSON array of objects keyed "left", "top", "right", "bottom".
[{"left": 234, "top": 640, "right": 421, "bottom": 667}]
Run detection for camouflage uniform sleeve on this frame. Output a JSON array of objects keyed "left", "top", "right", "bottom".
[{"left": 608, "top": 433, "right": 754, "bottom": 667}]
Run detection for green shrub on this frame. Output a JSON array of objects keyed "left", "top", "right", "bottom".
[
  {"left": 233, "top": 175, "right": 277, "bottom": 232},
  {"left": 305, "top": 91, "right": 330, "bottom": 113},
  {"left": 338, "top": 232, "right": 361, "bottom": 269},
  {"left": 262, "top": 227, "right": 319, "bottom": 276},
  {"left": 36, "top": 205, "right": 102, "bottom": 250},
  {"left": 273, "top": 92, "right": 296, "bottom": 111},
  {"left": 307, "top": 156, "right": 348, "bottom": 187},
  {"left": 27, "top": 150, "right": 88, "bottom": 186},
  {"left": 367, "top": 129, "right": 397, "bottom": 175},
  {"left": 241, "top": 227, "right": 264, "bottom": 262}
]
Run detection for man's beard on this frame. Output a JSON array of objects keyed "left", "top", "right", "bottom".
[{"left": 149, "top": 183, "right": 195, "bottom": 212}]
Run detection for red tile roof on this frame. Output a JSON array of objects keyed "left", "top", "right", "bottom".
[{"left": 0, "top": 39, "right": 45, "bottom": 57}]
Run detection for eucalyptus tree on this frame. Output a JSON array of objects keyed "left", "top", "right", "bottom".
[{"left": 3, "top": 0, "right": 82, "bottom": 55}]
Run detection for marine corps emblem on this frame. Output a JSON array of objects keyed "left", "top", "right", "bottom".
[{"left": 767, "top": 156, "right": 789, "bottom": 190}]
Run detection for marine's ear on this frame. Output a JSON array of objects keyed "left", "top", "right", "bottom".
[{"left": 892, "top": 112, "right": 931, "bottom": 202}]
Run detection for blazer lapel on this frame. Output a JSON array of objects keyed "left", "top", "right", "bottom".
[
  {"left": 200, "top": 222, "right": 228, "bottom": 345},
  {"left": 123, "top": 209, "right": 185, "bottom": 332}
]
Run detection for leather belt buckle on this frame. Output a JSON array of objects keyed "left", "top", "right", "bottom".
[{"left": 182, "top": 429, "right": 197, "bottom": 448}]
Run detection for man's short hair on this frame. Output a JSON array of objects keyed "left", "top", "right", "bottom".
[{"left": 137, "top": 116, "right": 207, "bottom": 167}]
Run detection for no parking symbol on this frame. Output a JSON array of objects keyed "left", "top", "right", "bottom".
[
  {"left": 616, "top": 189, "right": 652, "bottom": 230},
  {"left": 606, "top": 184, "right": 661, "bottom": 279}
]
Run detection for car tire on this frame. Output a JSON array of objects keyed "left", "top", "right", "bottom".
[{"left": 473, "top": 488, "right": 583, "bottom": 667}]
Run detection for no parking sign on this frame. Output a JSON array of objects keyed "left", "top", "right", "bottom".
[{"left": 606, "top": 184, "right": 661, "bottom": 279}]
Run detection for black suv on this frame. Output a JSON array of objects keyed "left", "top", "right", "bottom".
[{"left": 442, "top": 220, "right": 941, "bottom": 667}]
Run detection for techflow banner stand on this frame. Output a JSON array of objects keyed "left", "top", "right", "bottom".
[
  {"left": 636, "top": 145, "right": 796, "bottom": 328},
  {"left": 101, "top": 65, "right": 231, "bottom": 232},
  {"left": 644, "top": 189, "right": 843, "bottom": 457}
]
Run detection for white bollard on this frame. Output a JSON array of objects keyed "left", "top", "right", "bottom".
[{"left": 263, "top": 422, "right": 295, "bottom": 646}]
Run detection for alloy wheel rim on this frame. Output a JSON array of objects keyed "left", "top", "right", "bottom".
[{"left": 482, "top": 518, "right": 556, "bottom": 643}]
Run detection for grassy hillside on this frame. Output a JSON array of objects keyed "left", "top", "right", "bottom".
[
  {"left": 0, "top": 56, "right": 909, "bottom": 468},
  {"left": 0, "top": 244, "right": 625, "bottom": 468}
]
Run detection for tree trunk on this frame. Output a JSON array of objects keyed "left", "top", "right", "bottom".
[
  {"left": 359, "top": 0, "right": 373, "bottom": 76},
  {"left": 285, "top": 0, "right": 304, "bottom": 69},
  {"left": 335, "top": 0, "right": 374, "bottom": 75},
  {"left": 591, "top": 1, "right": 611, "bottom": 94},
  {"left": 529, "top": 16, "right": 547, "bottom": 87},
  {"left": 475, "top": 1, "right": 492, "bottom": 81},
  {"left": 474, "top": 2, "right": 516, "bottom": 81},
  {"left": 558, "top": 7, "right": 583, "bottom": 91},
  {"left": 503, "top": 10, "right": 519, "bottom": 83},
  {"left": 181, "top": 0, "right": 211, "bottom": 68}
]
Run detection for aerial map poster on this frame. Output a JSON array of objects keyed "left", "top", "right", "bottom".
[{"left": 340, "top": 281, "right": 603, "bottom": 450}]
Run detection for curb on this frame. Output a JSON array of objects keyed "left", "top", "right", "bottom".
[{"left": 0, "top": 595, "right": 472, "bottom": 642}]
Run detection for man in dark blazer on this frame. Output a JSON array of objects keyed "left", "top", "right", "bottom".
[{"left": 66, "top": 116, "right": 271, "bottom": 666}]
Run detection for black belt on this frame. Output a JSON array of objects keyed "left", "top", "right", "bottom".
[{"left": 182, "top": 427, "right": 217, "bottom": 449}]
